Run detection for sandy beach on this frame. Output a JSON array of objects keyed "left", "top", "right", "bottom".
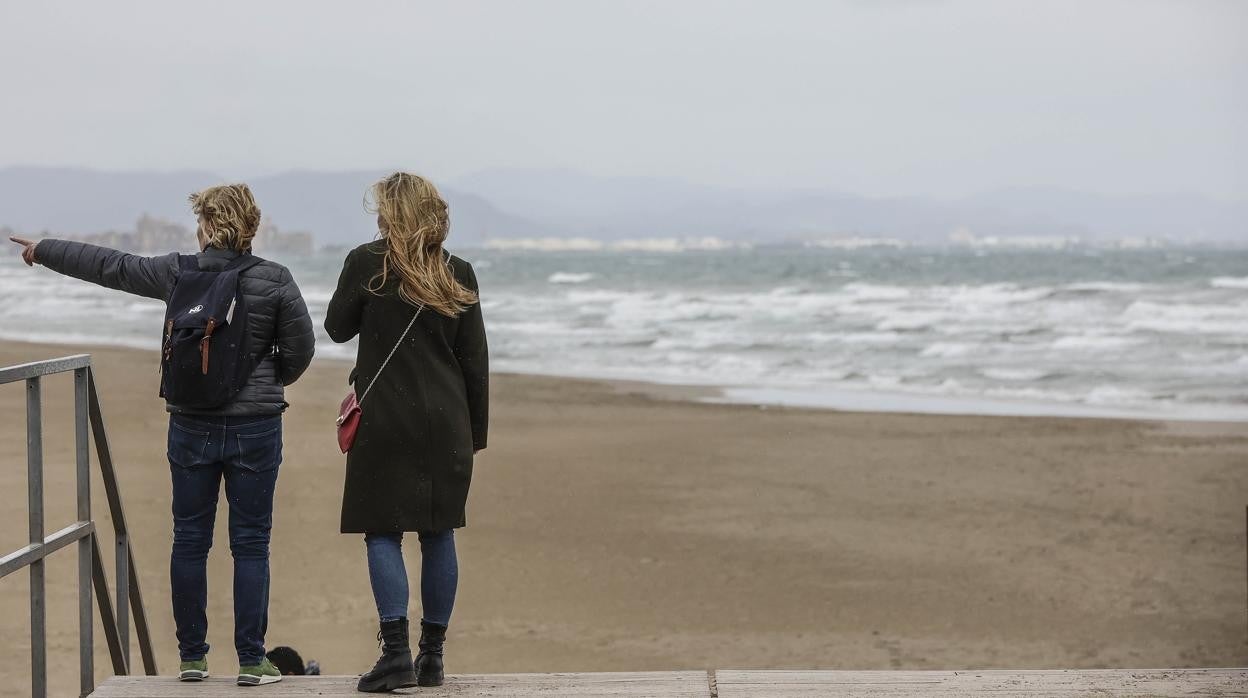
[{"left": 0, "top": 340, "right": 1244, "bottom": 696}]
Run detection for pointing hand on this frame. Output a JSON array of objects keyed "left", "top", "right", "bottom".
[{"left": 8, "top": 236, "right": 40, "bottom": 266}]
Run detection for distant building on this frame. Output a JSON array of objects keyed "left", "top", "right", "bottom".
[
  {"left": 19, "top": 215, "right": 316, "bottom": 256},
  {"left": 52, "top": 214, "right": 197, "bottom": 253},
  {"left": 948, "top": 226, "right": 1083, "bottom": 250},
  {"left": 252, "top": 220, "right": 315, "bottom": 257}
]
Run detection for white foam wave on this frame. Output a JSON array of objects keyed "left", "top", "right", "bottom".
[
  {"left": 942, "top": 283, "right": 1053, "bottom": 305},
  {"left": 920, "top": 342, "right": 978, "bottom": 358},
  {"left": 1211, "top": 276, "right": 1248, "bottom": 289},
  {"left": 980, "top": 367, "right": 1050, "bottom": 381},
  {"left": 5, "top": 248, "right": 1248, "bottom": 421},
  {"left": 1051, "top": 335, "right": 1147, "bottom": 350},
  {"left": 548, "top": 272, "right": 596, "bottom": 284},
  {"left": 841, "top": 283, "right": 911, "bottom": 300},
  {"left": 1084, "top": 385, "right": 1154, "bottom": 406},
  {"left": 1060, "top": 281, "right": 1150, "bottom": 293}
]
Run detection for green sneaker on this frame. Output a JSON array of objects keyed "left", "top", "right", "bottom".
[
  {"left": 178, "top": 659, "right": 209, "bottom": 681},
  {"left": 237, "top": 657, "right": 283, "bottom": 686}
]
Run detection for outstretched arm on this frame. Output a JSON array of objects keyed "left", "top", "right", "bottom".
[{"left": 10, "top": 236, "right": 179, "bottom": 301}]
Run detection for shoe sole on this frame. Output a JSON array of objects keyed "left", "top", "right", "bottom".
[
  {"left": 178, "top": 670, "right": 208, "bottom": 681},
  {"left": 237, "top": 673, "right": 282, "bottom": 686},
  {"left": 357, "top": 670, "right": 418, "bottom": 693}
]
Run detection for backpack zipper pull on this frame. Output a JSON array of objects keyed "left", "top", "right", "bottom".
[
  {"left": 200, "top": 318, "right": 217, "bottom": 374},
  {"left": 163, "top": 319, "right": 174, "bottom": 362}
]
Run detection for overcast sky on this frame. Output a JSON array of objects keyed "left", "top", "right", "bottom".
[{"left": 0, "top": 1, "right": 1243, "bottom": 200}]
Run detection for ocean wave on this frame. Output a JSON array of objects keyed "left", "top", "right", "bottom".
[
  {"left": 838, "top": 331, "right": 905, "bottom": 345},
  {"left": 0, "top": 329, "right": 159, "bottom": 351},
  {"left": 651, "top": 331, "right": 773, "bottom": 352},
  {"left": 876, "top": 311, "right": 946, "bottom": 332},
  {"left": 919, "top": 342, "right": 979, "bottom": 358},
  {"left": 1057, "top": 281, "right": 1151, "bottom": 294},
  {"left": 1122, "top": 301, "right": 1248, "bottom": 335},
  {"left": 1211, "top": 276, "right": 1248, "bottom": 289},
  {"left": 1084, "top": 385, "right": 1154, "bottom": 406},
  {"left": 941, "top": 283, "right": 1054, "bottom": 305},
  {"left": 979, "top": 367, "right": 1051, "bottom": 382},
  {"left": 840, "top": 283, "right": 911, "bottom": 301},
  {"left": 300, "top": 290, "right": 336, "bottom": 303},
  {"left": 548, "top": 271, "right": 596, "bottom": 284},
  {"left": 1051, "top": 335, "right": 1147, "bottom": 350},
  {"left": 6, "top": 248, "right": 1248, "bottom": 421}
]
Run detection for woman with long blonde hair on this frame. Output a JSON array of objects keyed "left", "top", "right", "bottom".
[{"left": 325, "top": 172, "right": 488, "bottom": 692}]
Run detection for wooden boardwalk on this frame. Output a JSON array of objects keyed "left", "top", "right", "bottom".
[{"left": 90, "top": 668, "right": 1247, "bottom": 696}]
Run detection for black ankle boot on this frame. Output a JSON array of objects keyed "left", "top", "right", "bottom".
[
  {"left": 415, "top": 620, "right": 448, "bottom": 687},
  {"left": 357, "top": 617, "right": 417, "bottom": 693}
]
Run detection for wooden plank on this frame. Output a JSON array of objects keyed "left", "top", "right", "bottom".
[
  {"left": 90, "top": 671, "right": 712, "bottom": 697},
  {"left": 87, "top": 669, "right": 1248, "bottom": 697},
  {"left": 715, "top": 669, "right": 1248, "bottom": 697}
]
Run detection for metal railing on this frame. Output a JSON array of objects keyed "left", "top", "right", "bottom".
[{"left": 0, "top": 355, "right": 156, "bottom": 697}]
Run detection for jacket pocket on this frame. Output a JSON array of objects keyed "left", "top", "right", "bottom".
[
  {"left": 168, "top": 418, "right": 212, "bottom": 467},
  {"left": 236, "top": 425, "right": 283, "bottom": 473}
]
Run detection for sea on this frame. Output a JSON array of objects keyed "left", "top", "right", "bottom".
[{"left": 2, "top": 246, "right": 1247, "bottom": 421}]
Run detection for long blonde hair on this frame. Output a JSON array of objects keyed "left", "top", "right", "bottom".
[
  {"left": 366, "top": 172, "right": 478, "bottom": 316},
  {"left": 189, "top": 183, "right": 261, "bottom": 252}
]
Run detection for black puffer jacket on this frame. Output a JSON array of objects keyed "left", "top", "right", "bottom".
[{"left": 35, "top": 239, "right": 315, "bottom": 416}]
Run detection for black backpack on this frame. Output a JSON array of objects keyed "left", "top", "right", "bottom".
[{"left": 160, "top": 253, "right": 264, "bottom": 409}]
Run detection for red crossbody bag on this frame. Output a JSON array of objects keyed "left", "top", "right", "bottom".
[{"left": 336, "top": 304, "right": 423, "bottom": 453}]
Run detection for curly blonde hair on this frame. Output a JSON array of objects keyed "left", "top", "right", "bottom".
[
  {"left": 189, "top": 183, "right": 261, "bottom": 252},
  {"left": 367, "top": 172, "right": 478, "bottom": 316}
]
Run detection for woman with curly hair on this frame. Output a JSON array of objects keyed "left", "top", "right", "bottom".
[{"left": 10, "top": 183, "right": 315, "bottom": 686}]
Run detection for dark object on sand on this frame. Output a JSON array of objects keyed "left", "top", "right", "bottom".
[{"left": 266, "top": 646, "right": 319, "bottom": 676}]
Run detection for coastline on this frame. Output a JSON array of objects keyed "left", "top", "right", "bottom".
[
  {"left": 2, "top": 332, "right": 1243, "bottom": 424},
  {"left": 0, "top": 339, "right": 1244, "bottom": 697}
]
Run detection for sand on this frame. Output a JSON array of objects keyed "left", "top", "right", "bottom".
[{"left": 0, "top": 341, "right": 1245, "bottom": 696}]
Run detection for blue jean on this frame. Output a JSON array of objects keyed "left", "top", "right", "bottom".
[
  {"left": 365, "top": 530, "right": 458, "bottom": 625},
  {"left": 167, "top": 414, "right": 282, "bottom": 665}
]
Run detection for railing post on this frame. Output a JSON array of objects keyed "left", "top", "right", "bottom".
[
  {"left": 27, "top": 376, "right": 46, "bottom": 698},
  {"left": 74, "top": 368, "right": 94, "bottom": 697},
  {"left": 3, "top": 355, "right": 157, "bottom": 690},
  {"left": 117, "top": 535, "right": 130, "bottom": 670},
  {"left": 88, "top": 369, "right": 157, "bottom": 675}
]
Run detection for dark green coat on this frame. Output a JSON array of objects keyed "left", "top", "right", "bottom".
[{"left": 325, "top": 241, "right": 488, "bottom": 533}]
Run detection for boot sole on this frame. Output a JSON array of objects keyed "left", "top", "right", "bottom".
[
  {"left": 418, "top": 675, "right": 445, "bottom": 687},
  {"left": 357, "top": 670, "right": 418, "bottom": 693}
]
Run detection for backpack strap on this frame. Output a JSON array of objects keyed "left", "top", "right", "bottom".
[
  {"left": 177, "top": 253, "right": 264, "bottom": 274},
  {"left": 224, "top": 253, "right": 265, "bottom": 274}
]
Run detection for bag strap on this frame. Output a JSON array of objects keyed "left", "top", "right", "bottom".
[
  {"left": 224, "top": 253, "right": 265, "bottom": 273},
  {"left": 358, "top": 303, "right": 424, "bottom": 406},
  {"left": 177, "top": 253, "right": 264, "bottom": 274}
]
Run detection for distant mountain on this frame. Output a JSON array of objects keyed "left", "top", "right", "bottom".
[
  {"left": 957, "top": 188, "right": 1248, "bottom": 242},
  {"left": 0, "top": 167, "right": 546, "bottom": 247},
  {"left": 453, "top": 168, "right": 1246, "bottom": 243},
  {"left": 1, "top": 166, "right": 1243, "bottom": 246},
  {"left": 0, "top": 167, "right": 220, "bottom": 233}
]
